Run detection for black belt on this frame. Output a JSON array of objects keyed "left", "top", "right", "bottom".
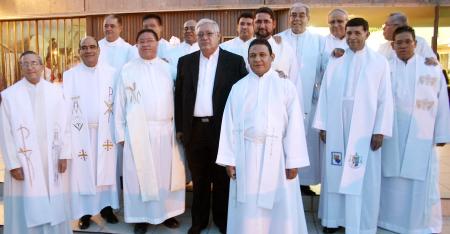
[{"left": 193, "top": 116, "right": 213, "bottom": 123}]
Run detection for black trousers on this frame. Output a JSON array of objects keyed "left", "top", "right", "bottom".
[{"left": 185, "top": 118, "right": 229, "bottom": 232}]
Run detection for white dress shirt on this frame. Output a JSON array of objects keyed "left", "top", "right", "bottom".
[{"left": 193, "top": 47, "right": 220, "bottom": 117}]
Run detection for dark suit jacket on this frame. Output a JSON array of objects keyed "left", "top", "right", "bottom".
[{"left": 175, "top": 48, "right": 248, "bottom": 146}]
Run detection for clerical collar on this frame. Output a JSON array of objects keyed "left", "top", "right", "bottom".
[
  {"left": 290, "top": 28, "right": 307, "bottom": 37},
  {"left": 139, "top": 57, "right": 158, "bottom": 64},
  {"left": 104, "top": 37, "right": 123, "bottom": 46},
  {"left": 80, "top": 62, "right": 97, "bottom": 71},
  {"left": 330, "top": 34, "right": 345, "bottom": 41},
  {"left": 397, "top": 54, "right": 416, "bottom": 65},
  {"left": 23, "top": 77, "right": 43, "bottom": 87},
  {"left": 348, "top": 45, "right": 367, "bottom": 55}
]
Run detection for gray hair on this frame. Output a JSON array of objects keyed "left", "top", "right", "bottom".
[
  {"left": 19, "top": 51, "right": 43, "bottom": 65},
  {"left": 389, "top": 12, "right": 408, "bottom": 26},
  {"left": 328, "top": 8, "right": 348, "bottom": 19},
  {"left": 195, "top": 18, "right": 220, "bottom": 34},
  {"left": 290, "top": 3, "right": 310, "bottom": 18}
]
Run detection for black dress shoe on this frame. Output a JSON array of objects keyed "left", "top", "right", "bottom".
[
  {"left": 323, "top": 227, "right": 340, "bottom": 233},
  {"left": 78, "top": 215, "right": 92, "bottom": 230},
  {"left": 187, "top": 226, "right": 202, "bottom": 234},
  {"left": 163, "top": 217, "right": 180, "bottom": 228},
  {"left": 134, "top": 223, "right": 148, "bottom": 234},
  {"left": 301, "top": 185, "right": 317, "bottom": 196},
  {"left": 100, "top": 206, "right": 119, "bottom": 224}
]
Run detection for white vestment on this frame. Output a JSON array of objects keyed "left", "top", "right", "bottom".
[
  {"left": 216, "top": 69, "right": 310, "bottom": 234},
  {"left": 63, "top": 63, "right": 119, "bottom": 219},
  {"left": 378, "top": 36, "right": 436, "bottom": 60},
  {"left": 279, "top": 28, "right": 323, "bottom": 185},
  {"left": 115, "top": 57, "right": 185, "bottom": 224},
  {"left": 378, "top": 55, "right": 450, "bottom": 234},
  {"left": 320, "top": 34, "right": 348, "bottom": 71},
  {"left": 220, "top": 37, "right": 251, "bottom": 58},
  {"left": 99, "top": 37, "right": 133, "bottom": 73},
  {"left": 313, "top": 46, "right": 394, "bottom": 234},
  {"left": 167, "top": 41, "right": 199, "bottom": 79},
  {"left": 0, "top": 78, "right": 72, "bottom": 234}
]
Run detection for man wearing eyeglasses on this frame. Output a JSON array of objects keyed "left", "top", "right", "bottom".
[
  {"left": 278, "top": 3, "right": 324, "bottom": 196},
  {"left": 63, "top": 36, "right": 119, "bottom": 230},
  {"left": 378, "top": 12, "right": 437, "bottom": 64},
  {"left": 0, "top": 51, "right": 72, "bottom": 234},
  {"left": 321, "top": 8, "right": 349, "bottom": 68},
  {"left": 175, "top": 18, "right": 247, "bottom": 234}
]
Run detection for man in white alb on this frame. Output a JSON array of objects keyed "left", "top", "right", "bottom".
[
  {"left": 321, "top": 8, "right": 348, "bottom": 69},
  {"left": 278, "top": 3, "right": 323, "bottom": 195},
  {"left": 313, "top": 18, "right": 394, "bottom": 234},
  {"left": 63, "top": 36, "right": 119, "bottom": 230},
  {"left": 115, "top": 29, "right": 186, "bottom": 234},
  {"left": 378, "top": 25, "right": 450, "bottom": 234},
  {"left": 0, "top": 51, "right": 72, "bottom": 234},
  {"left": 217, "top": 38, "right": 310, "bottom": 234}
]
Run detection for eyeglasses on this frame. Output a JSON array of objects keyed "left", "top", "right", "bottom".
[
  {"left": 197, "top": 32, "right": 216, "bottom": 38},
  {"left": 290, "top": 13, "right": 307, "bottom": 19},
  {"left": 104, "top": 24, "right": 117, "bottom": 29},
  {"left": 80, "top": 45, "right": 98, "bottom": 51},
  {"left": 184, "top": 26, "right": 196, "bottom": 32},
  {"left": 329, "top": 19, "right": 345, "bottom": 24},
  {"left": 20, "top": 61, "right": 40, "bottom": 68}
]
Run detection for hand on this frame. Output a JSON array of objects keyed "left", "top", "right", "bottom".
[
  {"left": 319, "top": 130, "right": 326, "bottom": 143},
  {"left": 10, "top": 167, "right": 24, "bottom": 181},
  {"left": 273, "top": 35, "right": 282, "bottom": 44},
  {"left": 176, "top": 132, "right": 184, "bottom": 144},
  {"left": 370, "top": 134, "right": 384, "bottom": 151},
  {"left": 58, "top": 159, "right": 67, "bottom": 173},
  {"left": 285, "top": 168, "right": 298, "bottom": 180},
  {"left": 226, "top": 166, "right": 236, "bottom": 180},
  {"left": 332, "top": 48, "right": 345, "bottom": 58},
  {"left": 425, "top": 57, "right": 438, "bottom": 66},
  {"left": 437, "top": 143, "right": 446, "bottom": 147}
]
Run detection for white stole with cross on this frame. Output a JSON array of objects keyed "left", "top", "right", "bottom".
[
  {"left": 64, "top": 63, "right": 117, "bottom": 195},
  {"left": 2, "top": 79, "right": 68, "bottom": 227},
  {"left": 314, "top": 47, "right": 393, "bottom": 195},
  {"left": 383, "top": 55, "right": 450, "bottom": 180}
]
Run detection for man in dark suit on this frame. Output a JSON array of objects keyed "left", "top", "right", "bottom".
[{"left": 175, "top": 18, "right": 248, "bottom": 234}]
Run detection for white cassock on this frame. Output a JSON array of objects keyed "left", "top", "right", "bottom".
[
  {"left": 313, "top": 46, "right": 394, "bottom": 234},
  {"left": 378, "top": 54, "right": 450, "bottom": 234},
  {"left": 114, "top": 57, "right": 185, "bottom": 224},
  {"left": 99, "top": 37, "right": 133, "bottom": 72},
  {"left": 167, "top": 41, "right": 199, "bottom": 79},
  {"left": 320, "top": 34, "right": 348, "bottom": 70},
  {"left": 278, "top": 28, "right": 323, "bottom": 185},
  {"left": 130, "top": 38, "right": 173, "bottom": 62},
  {"left": 63, "top": 62, "right": 119, "bottom": 219},
  {"left": 0, "top": 78, "right": 72, "bottom": 234},
  {"left": 216, "top": 69, "right": 310, "bottom": 234},
  {"left": 220, "top": 37, "right": 251, "bottom": 58},
  {"left": 378, "top": 36, "right": 436, "bottom": 60}
]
